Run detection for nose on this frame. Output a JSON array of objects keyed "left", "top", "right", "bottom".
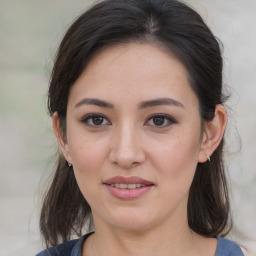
[{"left": 109, "top": 123, "right": 146, "bottom": 169}]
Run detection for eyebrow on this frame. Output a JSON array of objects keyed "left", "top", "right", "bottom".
[
  {"left": 74, "top": 97, "right": 184, "bottom": 110},
  {"left": 139, "top": 98, "right": 184, "bottom": 109},
  {"left": 74, "top": 98, "right": 114, "bottom": 109}
]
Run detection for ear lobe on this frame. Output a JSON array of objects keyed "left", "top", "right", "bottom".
[
  {"left": 52, "top": 112, "right": 71, "bottom": 163},
  {"left": 198, "top": 104, "right": 227, "bottom": 163}
]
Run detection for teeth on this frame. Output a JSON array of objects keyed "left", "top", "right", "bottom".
[
  {"left": 110, "top": 183, "right": 146, "bottom": 189},
  {"left": 120, "top": 184, "right": 127, "bottom": 189},
  {"left": 128, "top": 184, "right": 136, "bottom": 189}
]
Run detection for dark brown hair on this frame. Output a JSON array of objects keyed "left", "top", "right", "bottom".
[{"left": 40, "top": 0, "right": 231, "bottom": 247}]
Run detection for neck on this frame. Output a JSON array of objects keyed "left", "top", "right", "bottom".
[{"left": 83, "top": 214, "right": 216, "bottom": 256}]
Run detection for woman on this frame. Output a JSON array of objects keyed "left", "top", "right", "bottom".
[{"left": 37, "top": 0, "right": 245, "bottom": 255}]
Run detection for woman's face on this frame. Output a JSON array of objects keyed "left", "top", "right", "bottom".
[{"left": 59, "top": 43, "right": 208, "bottom": 231}]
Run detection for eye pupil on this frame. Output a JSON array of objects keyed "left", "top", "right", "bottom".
[
  {"left": 92, "top": 116, "right": 104, "bottom": 125},
  {"left": 153, "top": 117, "right": 165, "bottom": 126}
]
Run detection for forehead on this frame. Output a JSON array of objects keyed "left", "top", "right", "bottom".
[{"left": 69, "top": 43, "right": 198, "bottom": 108}]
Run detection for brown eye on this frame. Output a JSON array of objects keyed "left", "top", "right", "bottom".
[
  {"left": 92, "top": 116, "right": 104, "bottom": 125},
  {"left": 152, "top": 116, "right": 165, "bottom": 126},
  {"left": 145, "top": 114, "right": 177, "bottom": 128},
  {"left": 82, "top": 114, "right": 111, "bottom": 127}
]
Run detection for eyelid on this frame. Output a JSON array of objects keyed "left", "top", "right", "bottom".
[
  {"left": 80, "top": 113, "right": 177, "bottom": 128},
  {"left": 81, "top": 113, "right": 111, "bottom": 127},
  {"left": 144, "top": 113, "right": 177, "bottom": 127}
]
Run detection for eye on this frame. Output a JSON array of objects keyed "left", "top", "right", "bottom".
[
  {"left": 81, "top": 114, "right": 111, "bottom": 127},
  {"left": 145, "top": 114, "right": 177, "bottom": 128}
]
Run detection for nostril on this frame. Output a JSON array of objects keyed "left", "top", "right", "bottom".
[{"left": 112, "top": 160, "right": 139, "bottom": 169}]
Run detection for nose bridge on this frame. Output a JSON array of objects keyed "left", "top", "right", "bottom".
[{"left": 110, "top": 120, "right": 145, "bottom": 167}]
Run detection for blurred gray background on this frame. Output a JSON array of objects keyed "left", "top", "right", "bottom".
[{"left": 0, "top": 0, "right": 255, "bottom": 255}]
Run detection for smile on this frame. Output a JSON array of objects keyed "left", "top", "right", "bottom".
[
  {"left": 104, "top": 176, "right": 154, "bottom": 200},
  {"left": 110, "top": 183, "right": 146, "bottom": 189}
]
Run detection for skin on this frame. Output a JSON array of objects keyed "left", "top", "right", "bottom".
[{"left": 53, "top": 43, "right": 227, "bottom": 256}]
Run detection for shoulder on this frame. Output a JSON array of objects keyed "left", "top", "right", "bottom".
[
  {"left": 216, "top": 237, "right": 244, "bottom": 256},
  {"left": 35, "top": 233, "right": 92, "bottom": 256},
  {"left": 35, "top": 239, "right": 79, "bottom": 256}
]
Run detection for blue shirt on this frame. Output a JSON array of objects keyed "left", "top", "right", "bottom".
[{"left": 36, "top": 233, "right": 244, "bottom": 256}]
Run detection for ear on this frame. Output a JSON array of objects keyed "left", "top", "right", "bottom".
[
  {"left": 198, "top": 104, "right": 227, "bottom": 163},
  {"left": 52, "top": 112, "right": 72, "bottom": 163}
]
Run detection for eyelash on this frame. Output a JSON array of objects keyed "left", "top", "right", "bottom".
[
  {"left": 81, "top": 113, "right": 177, "bottom": 128},
  {"left": 81, "top": 113, "right": 111, "bottom": 127},
  {"left": 145, "top": 113, "right": 177, "bottom": 128}
]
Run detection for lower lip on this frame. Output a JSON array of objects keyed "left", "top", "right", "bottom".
[{"left": 105, "top": 185, "right": 154, "bottom": 200}]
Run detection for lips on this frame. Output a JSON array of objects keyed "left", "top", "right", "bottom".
[
  {"left": 103, "top": 176, "right": 154, "bottom": 200},
  {"left": 104, "top": 176, "right": 154, "bottom": 186}
]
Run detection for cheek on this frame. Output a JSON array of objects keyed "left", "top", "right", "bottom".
[
  {"left": 68, "top": 131, "right": 109, "bottom": 176},
  {"left": 150, "top": 133, "right": 200, "bottom": 184},
  {"left": 68, "top": 137, "right": 108, "bottom": 205}
]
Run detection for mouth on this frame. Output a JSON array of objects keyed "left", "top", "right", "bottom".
[
  {"left": 103, "top": 176, "right": 154, "bottom": 200},
  {"left": 110, "top": 183, "right": 147, "bottom": 189}
]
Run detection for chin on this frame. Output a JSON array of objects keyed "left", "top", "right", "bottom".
[{"left": 101, "top": 207, "right": 161, "bottom": 232}]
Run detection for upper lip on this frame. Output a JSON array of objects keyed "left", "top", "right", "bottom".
[{"left": 104, "top": 176, "right": 154, "bottom": 186}]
